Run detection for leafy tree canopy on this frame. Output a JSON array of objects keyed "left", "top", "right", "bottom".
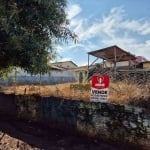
[{"left": 0, "top": 0, "right": 76, "bottom": 75}]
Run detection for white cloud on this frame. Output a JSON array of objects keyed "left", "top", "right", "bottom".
[
  {"left": 68, "top": 6, "right": 126, "bottom": 41},
  {"left": 56, "top": 45, "right": 63, "bottom": 51},
  {"left": 55, "top": 4, "right": 150, "bottom": 65},
  {"left": 69, "top": 5, "right": 150, "bottom": 38},
  {"left": 60, "top": 57, "right": 72, "bottom": 61},
  {"left": 66, "top": 5, "right": 150, "bottom": 60},
  {"left": 119, "top": 19, "right": 150, "bottom": 35},
  {"left": 67, "top": 4, "right": 82, "bottom": 19},
  {"left": 101, "top": 34, "right": 150, "bottom": 60}
]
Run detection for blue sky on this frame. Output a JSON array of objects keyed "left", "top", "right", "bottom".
[{"left": 54, "top": 0, "right": 150, "bottom": 66}]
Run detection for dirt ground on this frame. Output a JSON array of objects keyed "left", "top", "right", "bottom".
[{"left": 0, "top": 117, "right": 144, "bottom": 150}]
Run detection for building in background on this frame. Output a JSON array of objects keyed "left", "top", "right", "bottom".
[
  {"left": 0, "top": 64, "right": 76, "bottom": 85},
  {"left": 52, "top": 61, "right": 78, "bottom": 70},
  {"left": 72, "top": 65, "right": 95, "bottom": 82},
  {"left": 142, "top": 61, "right": 150, "bottom": 69}
]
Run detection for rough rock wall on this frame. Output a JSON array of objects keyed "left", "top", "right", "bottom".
[
  {"left": 0, "top": 93, "right": 150, "bottom": 147},
  {"left": 0, "top": 92, "right": 17, "bottom": 118}
]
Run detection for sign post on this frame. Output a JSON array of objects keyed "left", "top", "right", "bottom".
[{"left": 90, "top": 75, "right": 109, "bottom": 102}]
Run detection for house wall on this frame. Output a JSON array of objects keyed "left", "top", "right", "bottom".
[
  {"left": 43, "top": 70, "right": 73, "bottom": 77},
  {"left": 116, "top": 61, "right": 129, "bottom": 67},
  {"left": 143, "top": 63, "right": 150, "bottom": 69},
  {"left": 104, "top": 61, "right": 129, "bottom": 68},
  {"left": 72, "top": 70, "right": 87, "bottom": 82},
  {"left": 103, "top": 61, "right": 112, "bottom": 68},
  {"left": 71, "top": 66, "right": 91, "bottom": 82},
  {"left": 53, "top": 62, "right": 77, "bottom": 69}
]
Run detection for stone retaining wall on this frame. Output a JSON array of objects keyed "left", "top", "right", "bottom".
[
  {"left": 0, "top": 93, "right": 17, "bottom": 118},
  {"left": 0, "top": 93, "right": 150, "bottom": 147}
]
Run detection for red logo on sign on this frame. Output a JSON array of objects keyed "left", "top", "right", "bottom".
[{"left": 92, "top": 75, "right": 109, "bottom": 89}]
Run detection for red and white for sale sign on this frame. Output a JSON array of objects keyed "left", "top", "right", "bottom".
[{"left": 90, "top": 75, "right": 109, "bottom": 102}]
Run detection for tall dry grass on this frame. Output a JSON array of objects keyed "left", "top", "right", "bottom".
[
  {"left": 1, "top": 81, "right": 150, "bottom": 105},
  {"left": 109, "top": 81, "right": 150, "bottom": 105}
]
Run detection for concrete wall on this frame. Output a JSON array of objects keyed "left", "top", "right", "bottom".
[
  {"left": 0, "top": 67, "right": 76, "bottom": 85},
  {"left": 11, "top": 68, "right": 74, "bottom": 77},
  {"left": 0, "top": 93, "right": 150, "bottom": 147},
  {"left": 0, "top": 75, "right": 76, "bottom": 85}
]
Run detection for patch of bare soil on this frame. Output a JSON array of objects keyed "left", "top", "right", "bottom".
[
  {"left": 0, "top": 117, "right": 144, "bottom": 150},
  {"left": 0, "top": 132, "right": 39, "bottom": 150}
]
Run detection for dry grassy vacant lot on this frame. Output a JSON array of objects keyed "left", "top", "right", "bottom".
[{"left": 1, "top": 81, "right": 150, "bottom": 107}]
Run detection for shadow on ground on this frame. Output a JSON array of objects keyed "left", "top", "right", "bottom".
[{"left": 0, "top": 117, "right": 145, "bottom": 150}]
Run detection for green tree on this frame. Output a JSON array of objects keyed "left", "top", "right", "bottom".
[
  {"left": 95, "top": 63, "right": 101, "bottom": 68},
  {"left": 0, "top": 0, "right": 76, "bottom": 75},
  {"left": 79, "top": 72, "right": 83, "bottom": 83},
  {"left": 0, "top": 66, "right": 16, "bottom": 80}
]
